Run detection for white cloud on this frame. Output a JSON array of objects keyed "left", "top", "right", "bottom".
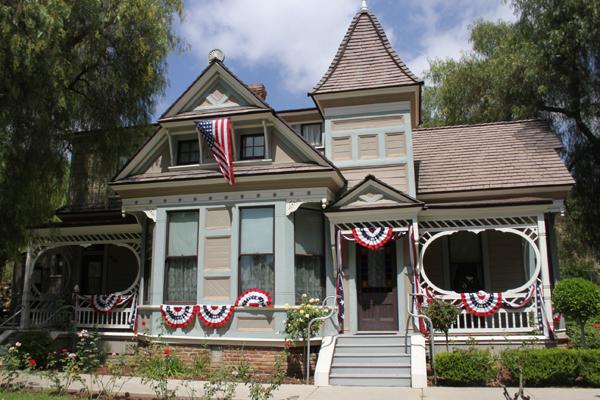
[
  {"left": 404, "top": 0, "right": 517, "bottom": 79},
  {"left": 180, "top": 0, "right": 357, "bottom": 92}
]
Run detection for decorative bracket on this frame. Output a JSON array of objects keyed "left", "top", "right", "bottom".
[
  {"left": 143, "top": 209, "right": 157, "bottom": 222},
  {"left": 285, "top": 200, "right": 305, "bottom": 216}
]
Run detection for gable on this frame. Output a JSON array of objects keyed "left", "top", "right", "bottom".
[
  {"left": 332, "top": 175, "right": 422, "bottom": 210},
  {"left": 184, "top": 78, "right": 248, "bottom": 113}
]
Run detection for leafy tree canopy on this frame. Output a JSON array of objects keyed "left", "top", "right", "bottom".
[
  {"left": 0, "top": 0, "right": 183, "bottom": 265},
  {"left": 422, "top": 0, "right": 600, "bottom": 263}
]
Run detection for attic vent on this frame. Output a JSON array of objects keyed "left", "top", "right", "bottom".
[{"left": 248, "top": 83, "right": 267, "bottom": 100}]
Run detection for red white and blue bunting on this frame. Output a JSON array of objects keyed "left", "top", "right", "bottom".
[
  {"left": 197, "top": 305, "right": 235, "bottom": 328},
  {"left": 160, "top": 305, "right": 197, "bottom": 329},
  {"left": 235, "top": 289, "right": 272, "bottom": 307},
  {"left": 460, "top": 291, "right": 503, "bottom": 317},
  {"left": 91, "top": 294, "right": 122, "bottom": 313},
  {"left": 351, "top": 227, "right": 394, "bottom": 250}
]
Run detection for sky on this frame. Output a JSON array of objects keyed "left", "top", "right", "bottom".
[{"left": 153, "top": 0, "right": 516, "bottom": 120}]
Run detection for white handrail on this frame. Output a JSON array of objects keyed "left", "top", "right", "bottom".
[{"left": 306, "top": 295, "right": 338, "bottom": 384}]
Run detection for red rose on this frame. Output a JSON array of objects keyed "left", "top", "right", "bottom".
[
  {"left": 27, "top": 359, "right": 36, "bottom": 367},
  {"left": 163, "top": 347, "right": 171, "bottom": 356},
  {"left": 284, "top": 340, "right": 292, "bottom": 349},
  {"left": 141, "top": 320, "right": 146, "bottom": 327}
]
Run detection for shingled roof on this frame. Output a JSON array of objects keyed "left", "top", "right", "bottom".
[
  {"left": 311, "top": 8, "right": 421, "bottom": 95},
  {"left": 412, "top": 120, "right": 574, "bottom": 194}
]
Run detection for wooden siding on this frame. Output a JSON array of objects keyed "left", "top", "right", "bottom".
[
  {"left": 385, "top": 132, "right": 406, "bottom": 158},
  {"left": 331, "top": 115, "right": 403, "bottom": 132},
  {"left": 203, "top": 277, "right": 230, "bottom": 301},
  {"left": 332, "top": 137, "right": 352, "bottom": 161},
  {"left": 236, "top": 315, "right": 274, "bottom": 332},
  {"left": 343, "top": 165, "right": 408, "bottom": 192},
  {"left": 358, "top": 134, "right": 378, "bottom": 160},
  {"left": 203, "top": 237, "right": 231, "bottom": 271},
  {"left": 205, "top": 208, "right": 231, "bottom": 230},
  {"left": 488, "top": 231, "right": 526, "bottom": 292}
]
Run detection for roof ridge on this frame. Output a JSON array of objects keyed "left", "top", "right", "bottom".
[
  {"left": 414, "top": 118, "right": 545, "bottom": 132},
  {"left": 310, "top": 9, "right": 421, "bottom": 94}
]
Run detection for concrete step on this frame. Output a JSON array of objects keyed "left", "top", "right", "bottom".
[
  {"left": 331, "top": 363, "right": 411, "bottom": 376},
  {"left": 332, "top": 353, "right": 411, "bottom": 364},
  {"left": 334, "top": 343, "right": 411, "bottom": 355},
  {"left": 329, "top": 372, "right": 412, "bottom": 387},
  {"left": 336, "top": 335, "right": 410, "bottom": 346}
]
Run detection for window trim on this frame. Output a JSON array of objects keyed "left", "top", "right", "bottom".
[
  {"left": 237, "top": 205, "right": 275, "bottom": 295},
  {"left": 239, "top": 133, "right": 266, "bottom": 161},
  {"left": 176, "top": 139, "right": 200, "bottom": 166},
  {"left": 163, "top": 210, "right": 199, "bottom": 304},
  {"left": 293, "top": 208, "right": 326, "bottom": 304}
]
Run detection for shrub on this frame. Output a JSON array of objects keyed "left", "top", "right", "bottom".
[
  {"left": 553, "top": 278, "right": 600, "bottom": 347},
  {"left": 283, "top": 295, "right": 328, "bottom": 342},
  {"left": 12, "top": 331, "right": 53, "bottom": 368},
  {"left": 435, "top": 349, "right": 497, "bottom": 386},
  {"left": 500, "top": 348, "right": 600, "bottom": 387},
  {"left": 421, "top": 299, "right": 460, "bottom": 351},
  {"left": 567, "top": 319, "right": 600, "bottom": 349}
]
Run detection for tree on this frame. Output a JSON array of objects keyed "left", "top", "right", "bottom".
[
  {"left": 552, "top": 278, "right": 600, "bottom": 347},
  {"left": 422, "top": 298, "right": 461, "bottom": 351},
  {"left": 0, "top": 0, "right": 183, "bottom": 270},
  {"left": 422, "top": 0, "right": 600, "bottom": 263}
]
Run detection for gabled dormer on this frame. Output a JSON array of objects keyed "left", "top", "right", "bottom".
[{"left": 310, "top": 3, "right": 422, "bottom": 197}]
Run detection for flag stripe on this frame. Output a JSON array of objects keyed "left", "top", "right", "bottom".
[{"left": 195, "top": 118, "right": 236, "bottom": 185}]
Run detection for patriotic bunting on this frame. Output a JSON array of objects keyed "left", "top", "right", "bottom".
[
  {"left": 461, "top": 291, "right": 503, "bottom": 317},
  {"left": 235, "top": 289, "right": 272, "bottom": 308},
  {"left": 160, "top": 305, "right": 197, "bottom": 329},
  {"left": 91, "top": 294, "right": 122, "bottom": 313},
  {"left": 197, "top": 305, "right": 235, "bottom": 328},
  {"left": 351, "top": 227, "right": 394, "bottom": 250}
]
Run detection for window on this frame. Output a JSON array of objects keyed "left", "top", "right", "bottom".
[
  {"left": 294, "top": 208, "right": 324, "bottom": 303},
  {"left": 449, "top": 231, "right": 484, "bottom": 292},
  {"left": 239, "top": 207, "right": 274, "bottom": 295},
  {"left": 240, "top": 134, "right": 265, "bottom": 160},
  {"left": 301, "top": 123, "right": 323, "bottom": 147},
  {"left": 164, "top": 211, "right": 198, "bottom": 303},
  {"left": 176, "top": 140, "right": 200, "bottom": 165}
]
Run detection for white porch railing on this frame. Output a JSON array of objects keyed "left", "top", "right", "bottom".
[
  {"left": 450, "top": 304, "right": 537, "bottom": 334},
  {"left": 30, "top": 306, "right": 73, "bottom": 327},
  {"left": 75, "top": 306, "right": 132, "bottom": 330}
]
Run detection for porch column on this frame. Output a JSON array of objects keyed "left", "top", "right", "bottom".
[
  {"left": 409, "top": 219, "right": 420, "bottom": 333},
  {"left": 537, "top": 214, "right": 554, "bottom": 327},
  {"left": 20, "top": 248, "right": 34, "bottom": 329}
]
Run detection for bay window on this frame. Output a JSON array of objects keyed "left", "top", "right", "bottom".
[
  {"left": 294, "top": 208, "right": 325, "bottom": 303},
  {"left": 238, "top": 207, "right": 274, "bottom": 295},
  {"left": 164, "top": 210, "right": 198, "bottom": 303}
]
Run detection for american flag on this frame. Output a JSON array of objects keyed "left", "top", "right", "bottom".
[
  {"left": 195, "top": 118, "right": 235, "bottom": 185},
  {"left": 336, "top": 230, "right": 345, "bottom": 328}
]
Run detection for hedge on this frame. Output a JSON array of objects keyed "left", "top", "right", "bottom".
[
  {"left": 435, "top": 349, "right": 496, "bottom": 386},
  {"left": 500, "top": 348, "right": 600, "bottom": 387}
]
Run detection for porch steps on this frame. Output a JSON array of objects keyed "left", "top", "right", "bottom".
[{"left": 329, "top": 334, "right": 412, "bottom": 387}]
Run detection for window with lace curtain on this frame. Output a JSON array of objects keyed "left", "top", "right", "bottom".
[
  {"left": 300, "top": 123, "right": 323, "bottom": 147},
  {"left": 164, "top": 210, "right": 198, "bottom": 303},
  {"left": 294, "top": 208, "right": 324, "bottom": 303},
  {"left": 238, "top": 207, "right": 275, "bottom": 295}
]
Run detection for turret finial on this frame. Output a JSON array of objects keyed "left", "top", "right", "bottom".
[{"left": 361, "top": 0, "right": 368, "bottom": 10}]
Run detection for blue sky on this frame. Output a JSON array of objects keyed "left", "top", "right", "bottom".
[{"left": 154, "top": 0, "right": 515, "bottom": 120}]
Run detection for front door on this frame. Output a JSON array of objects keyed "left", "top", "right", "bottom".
[{"left": 357, "top": 241, "right": 398, "bottom": 331}]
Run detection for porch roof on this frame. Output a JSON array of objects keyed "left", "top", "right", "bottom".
[{"left": 413, "top": 119, "right": 574, "bottom": 195}]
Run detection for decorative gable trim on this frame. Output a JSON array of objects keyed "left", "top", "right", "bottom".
[{"left": 332, "top": 174, "right": 423, "bottom": 210}]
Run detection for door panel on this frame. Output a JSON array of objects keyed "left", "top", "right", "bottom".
[{"left": 357, "top": 241, "right": 398, "bottom": 331}]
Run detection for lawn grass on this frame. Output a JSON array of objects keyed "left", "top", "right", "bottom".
[{"left": 0, "top": 391, "right": 72, "bottom": 400}]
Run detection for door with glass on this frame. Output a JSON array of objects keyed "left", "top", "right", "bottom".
[{"left": 356, "top": 241, "right": 398, "bottom": 331}]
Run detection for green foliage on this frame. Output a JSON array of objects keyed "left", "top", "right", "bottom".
[
  {"left": 0, "top": 391, "right": 71, "bottom": 400},
  {"left": 421, "top": 0, "right": 600, "bottom": 264},
  {"left": 567, "top": 319, "right": 600, "bottom": 349},
  {"left": 500, "top": 348, "right": 600, "bottom": 386},
  {"left": 135, "top": 343, "right": 185, "bottom": 400},
  {"left": 0, "top": 0, "right": 183, "bottom": 268},
  {"left": 435, "top": 349, "right": 497, "bottom": 386},
  {"left": 553, "top": 278, "right": 600, "bottom": 347},
  {"left": 422, "top": 299, "right": 460, "bottom": 350},
  {"left": 0, "top": 342, "right": 35, "bottom": 391},
  {"left": 12, "top": 331, "right": 53, "bottom": 368},
  {"left": 283, "top": 295, "right": 328, "bottom": 342},
  {"left": 74, "top": 329, "right": 105, "bottom": 373}
]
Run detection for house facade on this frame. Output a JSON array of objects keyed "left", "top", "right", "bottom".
[{"left": 6, "top": 3, "right": 574, "bottom": 388}]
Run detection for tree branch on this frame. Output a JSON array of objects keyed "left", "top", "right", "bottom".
[{"left": 539, "top": 104, "right": 600, "bottom": 147}]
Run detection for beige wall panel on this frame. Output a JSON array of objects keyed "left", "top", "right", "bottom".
[
  {"left": 358, "top": 135, "right": 378, "bottom": 160},
  {"left": 343, "top": 165, "right": 408, "bottom": 191},
  {"left": 332, "top": 137, "right": 352, "bottom": 161},
  {"left": 331, "top": 115, "right": 404, "bottom": 132},
  {"left": 143, "top": 146, "right": 171, "bottom": 174},
  {"left": 204, "top": 237, "right": 231, "bottom": 271},
  {"left": 203, "top": 277, "right": 230, "bottom": 300},
  {"left": 385, "top": 132, "right": 406, "bottom": 158},
  {"left": 236, "top": 315, "right": 275, "bottom": 332},
  {"left": 271, "top": 134, "right": 303, "bottom": 164},
  {"left": 423, "top": 239, "right": 446, "bottom": 289},
  {"left": 487, "top": 231, "right": 526, "bottom": 292},
  {"left": 205, "top": 208, "right": 231, "bottom": 229}
]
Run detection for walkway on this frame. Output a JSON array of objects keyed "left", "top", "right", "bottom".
[{"left": 23, "top": 374, "right": 600, "bottom": 399}]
